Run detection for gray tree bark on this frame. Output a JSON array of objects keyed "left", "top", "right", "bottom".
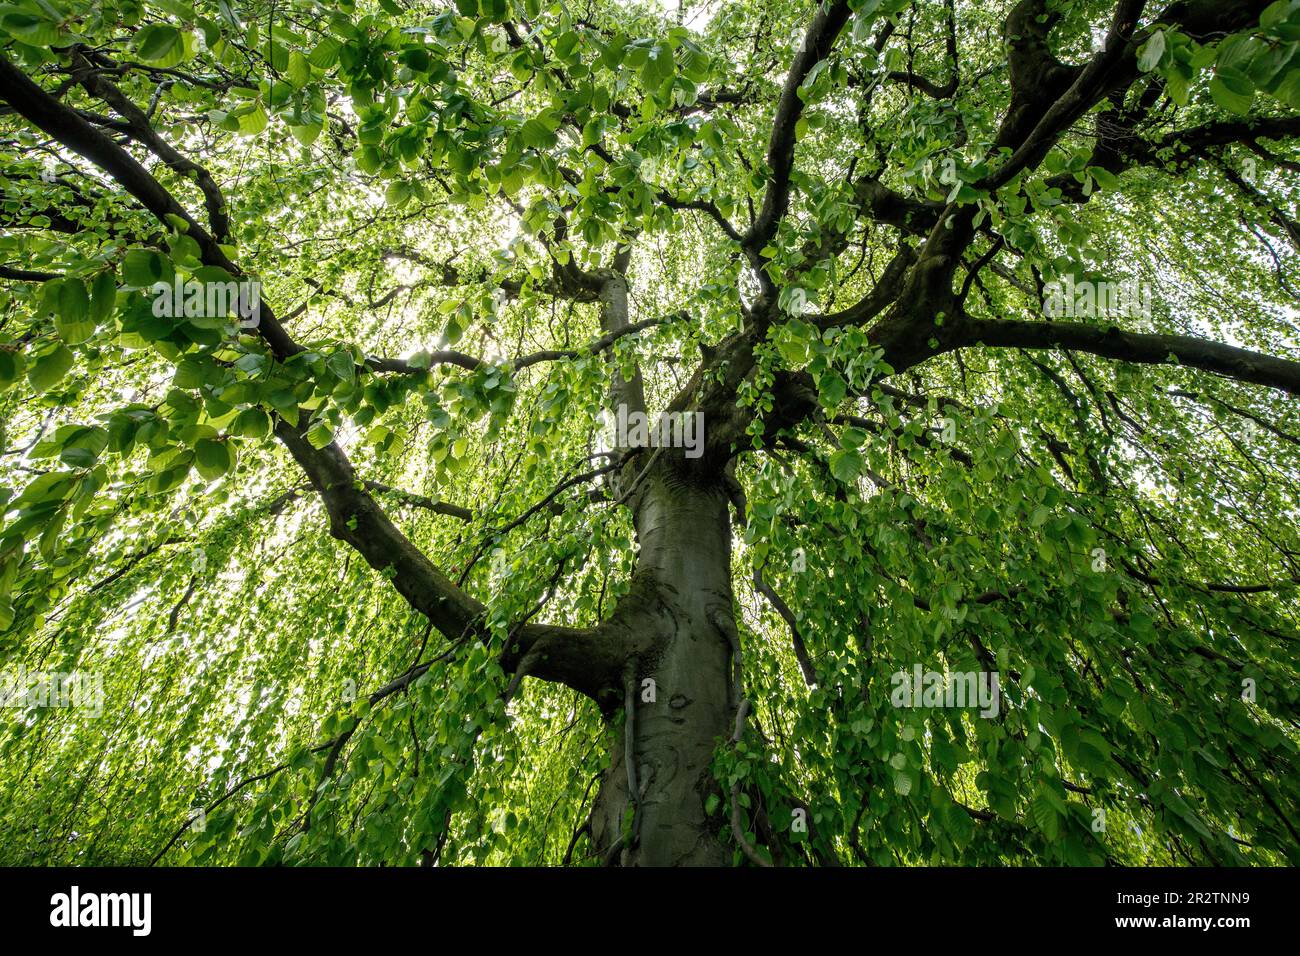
[{"left": 589, "top": 464, "right": 736, "bottom": 866}]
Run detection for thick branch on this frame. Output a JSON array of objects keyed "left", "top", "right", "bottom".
[
  {"left": 744, "top": 0, "right": 854, "bottom": 254},
  {"left": 0, "top": 52, "right": 299, "bottom": 358},
  {"left": 957, "top": 318, "right": 1300, "bottom": 397}
]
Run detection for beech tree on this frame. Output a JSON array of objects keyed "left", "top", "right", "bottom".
[{"left": 0, "top": 0, "right": 1298, "bottom": 867}]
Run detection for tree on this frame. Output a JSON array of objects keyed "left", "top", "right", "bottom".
[{"left": 0, "top": 0, "right": 1297, "bottom": 867}]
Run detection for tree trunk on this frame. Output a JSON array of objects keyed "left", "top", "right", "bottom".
[{"left": 590, "top": 465, "right": 735, "bottom": 866}]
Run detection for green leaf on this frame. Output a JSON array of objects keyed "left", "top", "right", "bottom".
[
  {"left": 235, "top": 102, "right": 269, "bottom": 136},
  {"left": 287, "top": 51, "right": 311, "bottom": 89},
  {"left": 830, "top": 449, "right": 863, "bottom": 483},
  {"left": 893, "top": 770, "right": 914, "bottom": 796},
  {"left": 54, "top": 279, "right": 94, "bottom": 345},
  {"left": 57, "top": 426, "right": 109, "bottom": 468},
  {"left": 519, "top": 118, "right": 558, "bottom": 150},
  {"left": 0, "top": 12, "right": 63, "bottom": 47},
  {"left": 27, "top": 346, "right": 74, "bottom": 394},
  {"left": 840, "top": 426, "right": 868, "bottom": 450},
  {"left": 385, "top": 181, "right": 414, "bottom": 207},
  {"left": 641, "top": 43, "right": 674, "bottom": 90},
  {"left": 231, "top": 408, "right": 270, "bottom": 439},
  {"left": 1209, "top": 71, "right": 1255, "bottom": 113},
  {"left": 1030, "top": 791, "right": 1061, "bottom": 840},
  {"left": 122, "top": 248, "right": 174, "bottom": 290},
  {"left": 1137, "top": 29, "right": 1165, "bottom": 72},
  {"left": 307, "top": 421, "right": 334, "bottom": 449},
  {"left": 289, "top": 123, "right": 322, "bottom": 147},
  {"left": 0, "top": 350, "right": 24, "bottom": 388},
  {"left": 1088, "top": 166, "right": 1121, "bottom": 192},
  {"left": 1267, "top": 66, "right": 1300, "bottom": 108},
  {"left": 307, "top": 37, "right": 342, "bottom": 69},
  {"left": 89, "top": 271, "right": 118, "bottom": 323},
  {"left": 136, "top": 25, "right": 184, "bottom": 66},
  {"left": 194, "top": 438, "right": 233, "bottom": 480}
]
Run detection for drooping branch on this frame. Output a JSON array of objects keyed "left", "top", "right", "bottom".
[
  {"left": 811, "top": 245, "right": 915, "bottom": 329},
  {"left": 273, "top": 419, "right": 485, "bottom": 639},
  {"left": 727, "top": 699, "right": 774, "bottom": 867},
  {"left": 884, "top": 0, "right": 960, "bottom": 99},
  {"left": 265, "top": 481, "right": 474, "bottom": 522},
  {"left": 66, "top": 47, "right": 230, "bottom": 242},
  {"left": 658, "top": 192, "right": 744, "bottom": 243},
  {"left": 274, "top": 417, "right": 626, "bottom": 698},
  {"left": 364, "top": 315, "right": 673, "bottom": 376},
  {"left": 752, "top": 564, "right": 816, "bottom": 688},
  {"left": 0, "top": 264, "right": 60, "bottom": 282},
  {"left": 0, "top": 51, "right": 630, "bottom": 701},
  {"left": 0, "top": 51, "right": 300, "bottom": 360},
  {"left": 956, "top": 318, "right": 1300, "bottom": 397}
]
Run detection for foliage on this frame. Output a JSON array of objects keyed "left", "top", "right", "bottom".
[{"left": 0, "top": 0, "right": 1297, "bottom": 865}]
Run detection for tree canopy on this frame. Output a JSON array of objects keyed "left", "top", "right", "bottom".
[{"left": 0, "top": 0, "right": 1298, "bottom": 866}]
